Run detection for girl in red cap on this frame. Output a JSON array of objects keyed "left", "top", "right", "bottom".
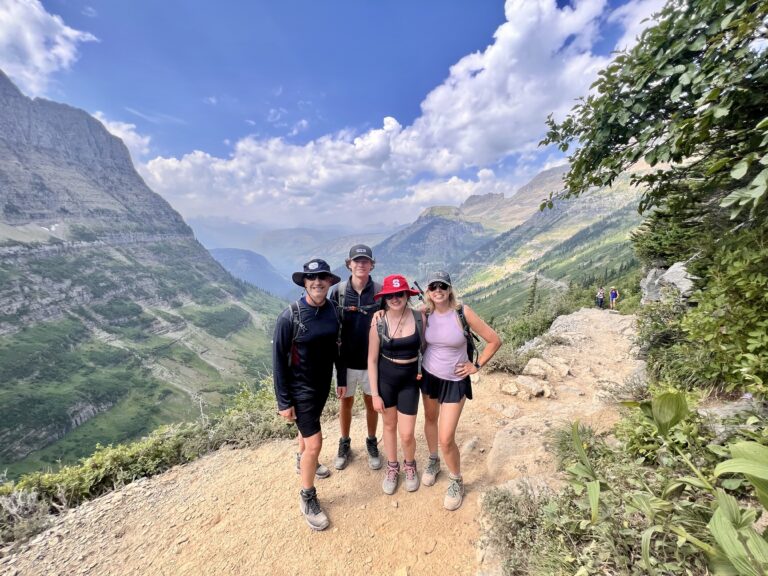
[{"left": 368, "top": 274, "right": 424, "bottom": 495}]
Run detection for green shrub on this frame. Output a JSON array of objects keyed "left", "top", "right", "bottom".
[{"left": 682, "top": 226, "right": 768, "bottom": 396}]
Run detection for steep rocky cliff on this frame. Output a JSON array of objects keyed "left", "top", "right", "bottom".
[{"left": 0, "top": 71, "right": 283, "bottom": 474}]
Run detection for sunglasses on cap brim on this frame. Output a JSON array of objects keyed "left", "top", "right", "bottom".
[
  {"left": 428, "top": 282, "right": 450, "bottom": 291},
  {"left": 305, "top": 273, "right": 331, "bottom": 281}
]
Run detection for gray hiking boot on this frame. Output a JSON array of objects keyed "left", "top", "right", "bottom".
[
  {"left": 444, "top": 475, "right": 464, "bottom": 511},
  {"left": 334, "top": 437, "right": 351, "bottom": 470},
  {"left": 382, "top": 462, "right": 400, "bottom": 495},
  {"left": 366, "top": 436, "right": 382, "bottom": 470},
  {"left": 403, "top": 460, "right": 419, "bottom": 492},
  {"left": 299, "top": 487, "right": 329, "bottom": 531},
  {"left": 422, "top": 456, "right": 440, "bottom": 486},
  {"left": 295, "top": 453, "right": 331, "bottom": 479}
]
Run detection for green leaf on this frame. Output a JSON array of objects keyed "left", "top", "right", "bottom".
[
  {"left": 708, "top": 507, "right": 761, "bottom": 576},
  {"left": 757, "top": 116, "right": 768, "bottom": 130},
  {"left": 651, "top": 391, "right": 688, "bottom": 436},
  {"left": 679, "top": 475, "right": 712, "bottom": 490},
  {"left": 715, "top": 459, "right": 768, "bottom": 481},
  {"left": 642, "top": 525, "right": 662, "bottom": 571},
  {"left": 587, "top": 480, "right": 600, "bottom": 524},
  {"left": 731, "top": 159, "right": 750, "bottom": 179},
  {"left": 713, "top": 106, "right": 730, "bottom": 118}
]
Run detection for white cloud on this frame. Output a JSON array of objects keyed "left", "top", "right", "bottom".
[
  {"left": 608, "top": 0, "right": 666, "bottom": 52},
  {"left": 93, "top": 111, "right": 151, "bottom": 161},
  {"left": 204, "top": 96, "right": 218, "bottom": 105},
  {"left": 142, "top": 0, "right": 663, "bottom": 228},
  {"left": 81, "top": 6, "right": 97, "bottom": 18},
  {"left": 0, "top": 0, "right": 97, "bottom": 96}
]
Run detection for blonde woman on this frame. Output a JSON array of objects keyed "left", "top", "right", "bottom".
[{"left": 420, "top": 271, "right": 501, "bottom": 510}]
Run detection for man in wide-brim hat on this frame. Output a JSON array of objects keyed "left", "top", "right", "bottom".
[{"left": 273, "top": 258, "right": 344, "bottom": 531}]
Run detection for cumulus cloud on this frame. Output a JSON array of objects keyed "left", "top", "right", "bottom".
[
  {"left": 93, "top": 111, "right": 151, "bottom": 161},
  {"left": 608, "top": 0, "right": 666, "bottom": 52},
  {"left": 142, "top": 0, "right": 663, "bottom": 228},
  {"left": 0, "top": 0, "right": 97, "bottom": 96}
]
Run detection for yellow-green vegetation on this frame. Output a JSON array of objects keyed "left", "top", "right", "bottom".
[
  {"left": 0, "top": 382, "right": 294, "bottom": 545},
  {"left": 483, "top": 0, "right": 768, "bottom": 573}
]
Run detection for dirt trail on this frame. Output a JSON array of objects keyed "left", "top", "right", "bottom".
[{"left": 1, "top": 308, "right": 641, "bottom": 576}]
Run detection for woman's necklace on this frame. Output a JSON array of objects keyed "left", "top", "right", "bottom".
[{"left": 386, "top": 310, "right": 407, "bottom": 338}]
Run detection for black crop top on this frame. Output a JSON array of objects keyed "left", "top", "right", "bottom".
[{"left": 381, "top": 330, "right": 421, "bottom": 360}]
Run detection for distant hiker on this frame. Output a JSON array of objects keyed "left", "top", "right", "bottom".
[
  {"left": 329, "top": 244, "right": 383, "bottom": 471},
  {"left": 420, "top": 271, "right": 501, "bottom": 510},
  {"left": 272, "top": 259, "right": 345, "bottom": 531},
  {"left": 609, "top": 286, "right": 620, "bottom": 309},
  {"left": 368, "top": 275, "right": 424, "bottom": 495},
  {"left": 596, "top": 287, "right": 605, "bottom": 309}
]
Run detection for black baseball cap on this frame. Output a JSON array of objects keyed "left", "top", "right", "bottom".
[{"left": 348, "top": 244, "right": 374, "bottom": 261}]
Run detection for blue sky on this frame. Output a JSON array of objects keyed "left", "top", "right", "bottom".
[{"left": 0, "top": 0, "right": 665, "bottom": 229}]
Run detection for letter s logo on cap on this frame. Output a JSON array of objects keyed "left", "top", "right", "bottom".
[{"left": 392, "top": 279, "right": 401, "bottom": 287}]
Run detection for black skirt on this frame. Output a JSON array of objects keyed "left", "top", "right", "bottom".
[{"left": 419, "top": 368, "right": 472, "bottom": 404}]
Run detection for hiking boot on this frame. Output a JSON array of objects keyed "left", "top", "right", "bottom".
[
  {"left": 422, "top": 456, "right": 440, "bottom": 487},
  {"left": 295, "top": 453, "right": 331, "bottom": 479},
  {"left": 334, "top": 437, "right": 351, "bottom": 470},
  {"left": 444, "top": 476, "right": 464, "bottom": 511},
  {"left": 403, "top": 460, "right": 419, "bottom": 492},
  {"left": 299, "top": 487, "right": 329, "bottom": 531},
  {"left": 366, "top": 436, "right": 382, "bottom": 470},
  {"left": 382, "top": 462, "right": 400, "bottom": 495}
]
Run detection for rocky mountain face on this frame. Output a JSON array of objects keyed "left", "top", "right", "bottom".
[
  {"left": 0, "top": 71, "right": 282, "bottom": 474},
  {"left": 371, "top": 206, "right": 491, "bottom": 281},
  {"left": 209, "top": 248, "right": 294, "bottom": 298}
]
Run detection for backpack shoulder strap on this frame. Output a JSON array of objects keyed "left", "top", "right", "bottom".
[
  {"left": 457, "top": 305, "right": 480, "bottom": 362},
  {"left": 335, "top": 280, "right": 347, "bottom": 319},
  {"left": 412, "top": 308, "right": 426, "bottom": 353}
]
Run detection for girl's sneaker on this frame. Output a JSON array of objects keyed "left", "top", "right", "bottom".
[
  {"left": 422, "top": 456, "right": 440, "bottom": 486},
  {"left": 382, "top": 462, "right": 400, "bottom": 495},
  {"left": 403, "top": 460, "right": 419, "bottom": 492},
  {"left": 444, "top": 476, "right": 464, "bottom": 510}
]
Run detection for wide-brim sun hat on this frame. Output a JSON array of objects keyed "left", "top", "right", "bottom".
[
  {"left": 374, "top": 274, "right": 420, "bottom": 300},
  {"left": 292, "top": 258, "right": 341, "bottom": 287},
  {"left": 426, "top": 270, "right": 452, "bottom": 287}
]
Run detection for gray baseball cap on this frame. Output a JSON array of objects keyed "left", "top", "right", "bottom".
[{"left": 427, "top": 270, "right": 452, "bottom": 286}]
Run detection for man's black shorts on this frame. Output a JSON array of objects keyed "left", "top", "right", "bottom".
[{"left": 294, "top": 394, "right": 329, "bottom": 437}]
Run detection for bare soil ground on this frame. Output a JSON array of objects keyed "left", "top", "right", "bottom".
[{"left": 1, "top": 308, "right": 639, "bottom": 576}]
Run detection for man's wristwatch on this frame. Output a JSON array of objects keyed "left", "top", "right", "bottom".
[{"left": 473, "top": 361, "right": 481, "bottom": 370}]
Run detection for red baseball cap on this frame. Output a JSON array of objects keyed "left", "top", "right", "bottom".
[{"left": 374, "top": 274, "right": 420, "bottom": 300}]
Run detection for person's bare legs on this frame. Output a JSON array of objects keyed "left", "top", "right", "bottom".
[
  {"left": 363, "top": 393, "right": 378, "bottom": 437},
  {"left": 421, "top": 394, "right": 441, "bottom": 486},
  {"left": 439, "top": 399, "right": 467, "bottom": 510},
  {"left": 381, "top": 406, "right": 400, "bottom": 494},
  {"left": 438, "top": 399, "right": 465, "bottom": 475},
  {"left": 339, "top": 395, "right": 354, "bottom": 437}
]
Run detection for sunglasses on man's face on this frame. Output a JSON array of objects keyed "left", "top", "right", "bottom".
[
  {"left": 428, "top": 282, "right": 449, "bottom": 292},
  {"left": 305, "top": 273, "right": 331, "bottom": 281},
  {"left": 384, "top": 291, "right": 407, "bottom": 300}
]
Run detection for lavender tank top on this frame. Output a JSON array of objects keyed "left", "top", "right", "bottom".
[{"left": 423, "top": 309, "right": 469, "bottom": 381}]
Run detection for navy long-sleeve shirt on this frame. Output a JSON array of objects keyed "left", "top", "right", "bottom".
[{"left": 272, "top": 297, "right": 345, "bottom": 411}]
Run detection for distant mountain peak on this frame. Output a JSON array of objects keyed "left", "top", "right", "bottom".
[{"left": 418, "top": 205, "right": 461, "bottom": 220}]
